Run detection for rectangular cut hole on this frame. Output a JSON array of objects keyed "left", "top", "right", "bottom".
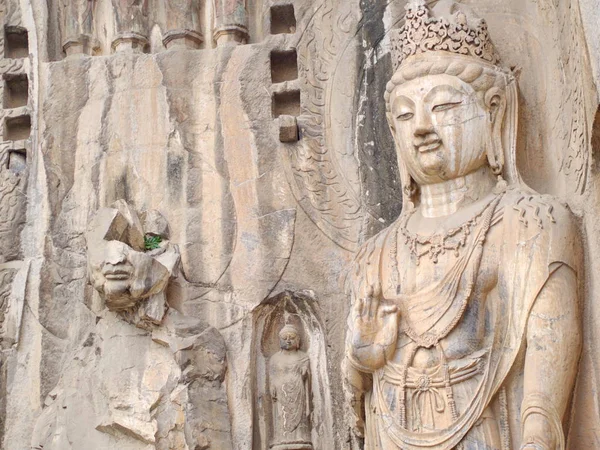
[
  {"left": 270, "top": 50, "right": 298, "bottom": 83},
  {"left": 272, "top": 90, "right": 300, "bottom": 117},
  {"left": 5, "top": 115, "right": 31, "bottom": 141},
  {"left": 5, "top": 27, "right": 29, "bottom": 59},
  {"left": 8, "top": 149, "right": 26, "bottom": 174},
  {"left": 3, "top": 74, "right": 28, "bottom": 109},
  {"left": 270, "top": 4, "right": 296, "bottom": 35}
]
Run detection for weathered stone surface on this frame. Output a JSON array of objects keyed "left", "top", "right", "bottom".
[
  {"left": 0, "top": 0, "right": 599, "bottom": 449},
  {"left": 279, "top": 115, "right": 299, "bottom": 143},
  {"left": 32, "top": 203, "right": 231, "bottom": 449},
  {"left": 269, "top": 324, "right": 313, "bottom": 449}
]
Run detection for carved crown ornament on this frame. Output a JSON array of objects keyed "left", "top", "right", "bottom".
[{"left": 390, "top": 0, "right": 501, "bottom": 71}]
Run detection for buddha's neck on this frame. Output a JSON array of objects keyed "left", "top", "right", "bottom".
[{"left": 418, "top": 166, "right": 496, "bottom": 218}]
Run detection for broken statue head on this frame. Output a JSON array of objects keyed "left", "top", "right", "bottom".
[{"left": 86, "top": 200, "right": 180, "bottom": 326}]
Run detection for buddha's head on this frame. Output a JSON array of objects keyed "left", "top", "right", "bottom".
[
  {"left": 279, "top": 324, "right": 301, "bottom": 351},
  {"left": 88, "top": 240, "right": 164, "bottom": 310},
  {"left": 86, "top": 200, "right": 179, "bottom": 314},
  {"left": 385, "top": 0, "right": 516, "bottom": 196}
]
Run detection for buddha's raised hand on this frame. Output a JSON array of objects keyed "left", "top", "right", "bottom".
[{"left": 349, "top": 283, "right": 399, "bottom": 371}]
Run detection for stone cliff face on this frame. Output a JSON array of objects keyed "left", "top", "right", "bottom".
[{"left": 0, "top": 0, "right": 598, "bottom": 449}]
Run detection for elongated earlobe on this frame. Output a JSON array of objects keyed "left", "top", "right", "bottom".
[{"left": 485, "top": 88, "right": 507, "bottom": 176}]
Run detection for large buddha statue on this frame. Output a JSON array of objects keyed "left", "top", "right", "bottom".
[{"left": 344, "top": 1, "right": 582, "bottom": 449}]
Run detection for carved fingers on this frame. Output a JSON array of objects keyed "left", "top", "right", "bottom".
[
  {"left": 349, "top": 281, "right": 399, "bottom": 370},
  {"left": 351, "top": 281, "right": 399, "bottom": 351},
  {"left": 353, "top": 282, "right": 396, "bottom": 321}
]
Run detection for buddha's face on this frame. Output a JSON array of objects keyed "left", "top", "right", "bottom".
[
  {"left": 87, "top": 240, "right": 166, "bottom": 311},
  {"left": 279, "top": 331, "right": 300, "bottom": 351},
  {"left": 388, "top": 73, "right": 492, "bottom": 185}
]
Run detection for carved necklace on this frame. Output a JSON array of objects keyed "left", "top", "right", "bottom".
[{"left": 388, "top": 195, "right": 501, "bottom": 294}]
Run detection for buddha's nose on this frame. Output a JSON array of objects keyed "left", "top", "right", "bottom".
[
  {"left": 105, "top": 244, "right": 127, "bottom": 265},
  {"left": 413, "top": 107, "right": 434, "bottom": 138}
]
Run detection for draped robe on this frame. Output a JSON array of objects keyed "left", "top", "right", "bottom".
[
  {"left": 269, "top": 350, "right": 313, "bottom": 449},
  {"left": 345, "top": 188, "right": 580, "bottom": 450}
]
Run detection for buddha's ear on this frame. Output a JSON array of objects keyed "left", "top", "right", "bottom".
[
  {"left": 386, "top": 111, "right": 417, "bottom": 202},
  {"left": 386, "top": 112, "right": 395, "bottom": 132},
  {"left": 485, "top": 87, "right": 506, "bottom": 129},
  {"left": 386, "top": 111, "right": 402, "bottom": 150},
  {"left": 485, "top": 87, "right": 507, "bottom": 175}
]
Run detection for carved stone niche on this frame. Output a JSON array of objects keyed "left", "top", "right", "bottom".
[
  {"left": 0, "top": 145, "right": 27, "bottom": 264},
  {"left": 252, "top": 291, "right": 334, "bottom": 450}
]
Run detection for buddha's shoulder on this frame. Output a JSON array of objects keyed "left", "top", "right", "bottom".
[
  {"left": 500, "top": 188, "right": 580, "bottom": 268},
  {"left": 354, "top": 224, "right": 395, "bottom": 263},
  {"left": 500, "top": 188, "right": 578, "bottom": 232}
]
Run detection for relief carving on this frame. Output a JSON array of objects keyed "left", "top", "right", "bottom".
[
  {"left": 213, "top": 0, "right": 249, "bottom": 46},
  {"left": 292, "top": 3, "right": 365, "bottom": 251},
  {"left": 554, "top": 0, "right": 591, "bottom": 194},
  {"left": 0, "top": 269, "right": 17, "bottom": 344},
  {"left": 344, "top": 1, "right": 582, "bottom": 449},
  {"left": 86, "top": 200, "right": 179, "bottom": 327},
  {"left": 111, "top": 0, "right": 150, "bottom": 52},
  {"left": 60, "top": 0, "right": 98, "bottom": 56},
  {"left": 0, "top": 146, "right": 27, "bottom": 264},
  {"left": 162, "top": 0, "right": 203, "bottom": 49},
  {"left": 32, "top": 201, "right": 232, "bottom": 450},
  {"left": 253, "top": 291, "right": 333, "bottom": 450},
  {"left": 269, "top": 324, "right": 313, "bottom": 450},
  {"left": 0, "top": 144, "right": 28, "bottom": 346}
]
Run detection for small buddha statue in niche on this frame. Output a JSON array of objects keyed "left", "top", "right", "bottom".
[
  {"left": 268, "top": 324, "right": 313, "bottom": 450},
  {"left": 344, "top": 1, "right": 582, "bottom": 449}
]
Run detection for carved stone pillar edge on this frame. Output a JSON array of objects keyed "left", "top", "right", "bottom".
[
  {"left": 111, "top": 32, "right": 149, "bottom": 54},
  {"left": 62, "top": 34, "right": 100, "bottom": 57},
  {"left": 163, "top": 29, "right": 204, "bottom": 50},
  {"left": 213, "top": 25, "right": 249, "bottom": 46}
]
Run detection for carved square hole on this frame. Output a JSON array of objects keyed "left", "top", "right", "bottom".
[
  {"left": 4, "top": 115, "right": 31, "bottom": 141},
  {"left": 270, "top": 50, "right": 298, "bottom": 83},
  {"left": 272, "top": 90, "right": 300, "bottom": 118},
  {"left": 270, "top": 4, "right": 296, "bottom": 35},
  {"left": 8, "top": 149, "right": 26, "bottom": 174},
  {"left": 4, "top": 27, "right": 29, "bottom": 59},
  {"left": 3, "top": 74, "right": 28, "bottom": 109}
]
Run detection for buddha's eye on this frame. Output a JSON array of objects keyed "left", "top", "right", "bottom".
[
  {"left": 432, "top": 101, "right": 462, "bottom": 112},
  {"left": 396, "top": 112, "right": 414, "bottom": 121}
]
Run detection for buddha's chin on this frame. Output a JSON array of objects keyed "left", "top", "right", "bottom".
[
  {"left": 104, "top": 281, "right": 137, "bottom": 311},
  {"left": 417, "top": 151, "right": 446, "bottom": 178}
]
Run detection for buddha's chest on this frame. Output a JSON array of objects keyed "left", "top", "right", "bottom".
[
  {"left": 382, "top": 221, "right": 504, "bottom": 367},
  {"left": 386, "top": 218, "right": 502, "bottom": 294}
]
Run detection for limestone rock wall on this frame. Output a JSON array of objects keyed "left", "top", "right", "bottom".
[{"left": 0, "top": 0, "right": 598, "bottom": 449}]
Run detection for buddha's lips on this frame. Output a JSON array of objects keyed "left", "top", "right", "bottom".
[
  {"left": 416, "top": 140, "right": 442, "bottom": 153},
  {"left": 103, "top": 268, "right": 132, "bottom": 280}
]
